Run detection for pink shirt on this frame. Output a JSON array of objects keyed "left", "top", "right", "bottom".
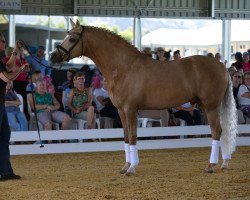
[
  {"left": 242, "top": 62, "right": 250, "bottom": 72},
  {"left": 2, "top": 56, "right": 28, "bottom": 81}
]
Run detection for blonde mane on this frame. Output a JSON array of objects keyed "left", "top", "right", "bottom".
[{"left": 84, "top": 25, "right": 141, "bottom": 55}]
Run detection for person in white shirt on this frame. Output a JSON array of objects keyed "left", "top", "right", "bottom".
[
  {"left": 237, "top": 71, "right": 250, "bottom": 118},
  {"left": 93, "top": 79, "right": 120, "bottom": 120},
  {"left": 172, "top": 102, "right": 202, "bottom": 126}
]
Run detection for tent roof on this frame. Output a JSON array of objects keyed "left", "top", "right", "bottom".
[{"left": 142, "top": 22, "right": 250, "bottom": 46}]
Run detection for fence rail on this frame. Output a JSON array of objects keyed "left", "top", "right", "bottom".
[{"left": 10, "top": 125, "right": 250, "bottom": 155}]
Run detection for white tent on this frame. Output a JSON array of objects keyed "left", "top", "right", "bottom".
[{"left": 142, "top": 21, "right": 250, "bottom": 47}]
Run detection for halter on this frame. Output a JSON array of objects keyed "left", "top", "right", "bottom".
[{"left": 56, "top": 26, "right": 84, "bottom": 62}]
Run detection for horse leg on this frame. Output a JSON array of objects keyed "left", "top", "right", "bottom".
[
  {"left": 204, "top": 107, "right": 222, "bottom": 173},
  {"left": 118, "top": 109, "right": 131, "bottom": 174},
  {"left": 123, "top": 109, "right": 138, "bottom": 176}
]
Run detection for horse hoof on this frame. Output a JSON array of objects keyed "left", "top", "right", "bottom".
[
  {"left": 221, "top": 160, "right": 229, "bottom": 171},
  {"left": 204, "top": 167, "right": 214, "bottom": 173},
  {"left": 204, "top": 164, "right": 216, "bottom": 173},
  {"left": 125, "top": 165, "right": 136, "bottom": 176},
  {"left": 120, "top": 162, "right": 130, "bottom": 174}
]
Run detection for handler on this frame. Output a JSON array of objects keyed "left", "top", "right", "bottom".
[{"left": 0, "top": 32, "right": 28, "bottom": 181}]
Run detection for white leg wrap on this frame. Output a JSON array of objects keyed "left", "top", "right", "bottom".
[
  {"left": 220, "top": 140, "right": 231, "bottom": 160},
  {"left": 210, "top": 140, "right": 220, "bottom": 164},
  {"left": 130, "top": 145, "right": 139, "bottom": 166},
  {"left": 124, "top": 143, "right": 130, "bottom": 163},
  {"left": 222, "top": 153, "right": 231, "bottom": 160}
]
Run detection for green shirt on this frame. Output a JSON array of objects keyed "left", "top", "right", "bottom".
[
  {"left": 34, "top": 92, "right": 53, "bottom": 113},
  {"left": 72, "top": 88, "right": 88, "bottom": 109}
]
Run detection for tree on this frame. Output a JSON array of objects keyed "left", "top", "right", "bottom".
[{"left": 120, "top": 28, "right": 133, "bottom": 43}]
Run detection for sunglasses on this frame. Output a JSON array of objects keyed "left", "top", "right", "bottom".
[
  {"left": 233, "top": 76, "right": 242, "bottom": 79},
  {"left": 0, "top": 39, "right": 6, "bottom": 43}
]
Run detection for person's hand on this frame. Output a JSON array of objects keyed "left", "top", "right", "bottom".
[
  {"left": 0, "top": 73, "right": 11, "bottom": 83},
  {"left": 13, "top": 41, "right": 22, "bottom": 53},
  {"left": 74, "top": 108, "right": 81, "bottom": 114},
  {"left": 23, "top": 64, "right": 30, "bottom": 72},
  {"left": 46, "top": 105, "right": 54, "bottom": 112}
]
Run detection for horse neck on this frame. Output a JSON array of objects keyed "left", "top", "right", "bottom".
[{"left": 83, "top": 27, "right": 140, "bottom": 78}]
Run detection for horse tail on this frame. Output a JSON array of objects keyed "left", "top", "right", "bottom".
[{"left": 220, "top": 73, "right": 238, "bottom": 155}]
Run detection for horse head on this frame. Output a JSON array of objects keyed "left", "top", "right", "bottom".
[{"left": 50, "top": 19, "right": 84, "bottom": 64}]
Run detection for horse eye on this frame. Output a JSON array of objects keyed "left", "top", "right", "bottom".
[{"left": 69, "top": 38, "right": 76, "bottom": 42}]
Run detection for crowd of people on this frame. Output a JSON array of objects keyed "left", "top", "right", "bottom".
[
  {"left": 143, "top": 47, "right": 250, "bottom": 125},
  {"left": 229, "top": 51, "right": 250, "bottom": 123},
  {"left": 2, "top": 38, "right": 250, "bottom": 134}
]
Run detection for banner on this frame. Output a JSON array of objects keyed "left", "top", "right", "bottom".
[{"left": 0, "top": 0, "right": 21, "bottom": 10}]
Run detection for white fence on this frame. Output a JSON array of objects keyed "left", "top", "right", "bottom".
[{"left": 10, "top": 125, "right": 250, "bottom": 155}]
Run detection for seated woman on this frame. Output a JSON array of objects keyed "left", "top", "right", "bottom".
[
  {"left": 172, "top": 102, "right": 202, "bottom": 126},
  {"left": 29, "top": 78, "right": 71, "bottom": 130},
  {"left": 62, "top": 71, "right": 76, "bottom": 116},
  {"left": 237, "top": 71, "right": 250, "bottom": 119},
  {"left": 26, "top": 70, "right": 43, "bottom": 93},
  {"left": 5, "top": 81, "right": 28, "bottom": 131},
  {"left": 68, "top": 72, "right": 96, "bottom": 129}
]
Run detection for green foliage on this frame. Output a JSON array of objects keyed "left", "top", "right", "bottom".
[
  {"left": 120, "top": 27, "right": 133, "bottom": 42},
  {"left": 75, "top": 17, "right": 87, "bottom": 25}
]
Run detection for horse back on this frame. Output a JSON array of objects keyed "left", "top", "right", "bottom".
[{"left": 110, "top": 55, "right": 228, "bottom": 110}]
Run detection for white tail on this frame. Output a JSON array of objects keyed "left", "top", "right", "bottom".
[{"left": 220, "top": 75, "right": 238, "bottom": 155}]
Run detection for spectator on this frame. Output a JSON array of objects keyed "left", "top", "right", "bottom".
[
  {"left": 206, "top": 52, "right": 214, "bottom": 58},
  {"left": 2, "top": 47, "right": 29, "bottom": 99},
  {"left": 61, "top": 68, "right": 76, "bottom": 91},
  {"left": 142, "top": 47, "right": 152, "bottom": 57},
  {"left": 94, "top": 78, "right": 120, "bottom": 120},
  {"left": 164, "top": 50, "right": 172, "bottom": 61},
  {"left": 44, "top": 75, "right": 55, "bottom": 94},
  {"left": 68, "top": 72, "right": 96, "bottom": 129},
  {"left": 232, "top": 70, "right": 243, "bottom": 108},
  {"left": 173, "top": 50, "right": 181, "bottom": 60},
  {"left": 242, "top": 52, "right": 250, "bottom": 72},
  {"left": 228, "top": 66, "right": 237, "bottom": 79},
  {"left": 29, "top": 78, "right": 71, "bottom": 130},
  {"left": 172, "top": 102, "right": 202, "bottom": 126},
  {"left": 156, "top": 47, "right": 167, "bottom": 61},
  {"left": 92, "top": 69, "right": 102, "bottom": 90},
  {"left": 62, "top": 71, "right": 76, "bottom": 116},
  {"left": 215, "top": 52, "right": 227, "bottom": 66},
  {"left": 237, "top": 71, "right": 250, "bottom": 119},
  {"left": 5, "top": 81, "right": 28, "bottom": 131},
  {"left": 26, "top": 70, "right": 43, "bottom": 93},
  {"left": 25, "top": 45, "right": 51, "bottom": 76},
  {"left": 232, "top": 52, "right": 243, "bottom": 72},
  {"left": 3, "top": 46, "right": 30, "bottom": 119},
  {"left": 80, "top": 65, "right": 94, "bottom": 88}
]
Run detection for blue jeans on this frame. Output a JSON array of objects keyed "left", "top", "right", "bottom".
[
  {"left": 7, "top": 110, "right": 28, "bottom": 131},
  {"left": 0, "top": 104, "right": 14, "bottom": 175}
]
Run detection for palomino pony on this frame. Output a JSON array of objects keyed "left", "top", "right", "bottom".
[{"left": 51, "top": 19, "right": 237, "bottom": 176}]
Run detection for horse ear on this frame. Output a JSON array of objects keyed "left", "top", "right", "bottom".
[
  {"left": 70, "top": 18, "right": 76, "bottom": 28},
  {"left": 75, "top": 19, "right": 81, "bottom": 27}
]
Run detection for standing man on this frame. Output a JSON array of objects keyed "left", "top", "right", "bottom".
[
  {"left": 0, "top": 32, "right": 23, "bottom": 181},
  {"left": 25, "top": 45, "right": 51, "bottom": 76}
]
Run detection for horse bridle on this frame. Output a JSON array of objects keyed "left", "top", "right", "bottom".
[{"left": 56, "top": 26, "right": 84, "bottom": 62}]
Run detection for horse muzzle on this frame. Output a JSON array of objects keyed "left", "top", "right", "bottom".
[{"left": 50, "top": 50, "right": 65, "bottom": 64}]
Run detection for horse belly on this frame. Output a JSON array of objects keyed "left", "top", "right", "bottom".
[{"left": 140, "top": 87, "right": 191, "bottom": 109}]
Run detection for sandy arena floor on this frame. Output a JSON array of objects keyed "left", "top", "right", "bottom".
[{"left": 0, "top": 146, "right": 249, "bottom": 200}]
